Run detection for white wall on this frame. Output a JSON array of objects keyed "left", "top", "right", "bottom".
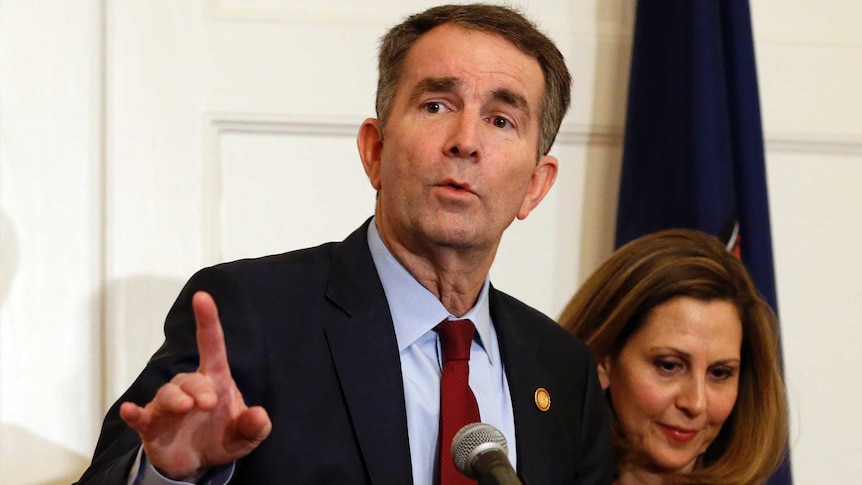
[
  {"left": 0, "top": 1, "right": 103, "bottom": 483},
  {"left": 0, "top": 1, "right": 859, "bottom": 483},
  {"left": 752, "top": 2, "right": 862, "bottom": 481}
]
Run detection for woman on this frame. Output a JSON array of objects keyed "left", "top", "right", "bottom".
[{"left": 560, "top": 229, "right": 788, "bottom": 485}]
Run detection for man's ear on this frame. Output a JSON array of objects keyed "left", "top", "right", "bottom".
[
  {"left": 597, "top": 356, "right": 611, "bottom": 390},
  {"left": 357, "top": 118, "right": 383, "bottom": 190},
  {"left": 516, "top": 154, "right": 558, "bottom": 220}
]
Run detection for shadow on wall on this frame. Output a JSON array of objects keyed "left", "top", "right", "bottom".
[
  {"left": 0, "top": 213, "right": 88, "bottom": 482},
  {"left": 1, "top": 211, "right": 190, "bottom": 481},
  {"left": 101, "top": 273, "right": 187, "bottom": 401},
  {"left": 0, "top": 423, "right": 89, "bottom": 485},
  {"left": 1, "top": 210, "right": 17, "bottom": 306}
]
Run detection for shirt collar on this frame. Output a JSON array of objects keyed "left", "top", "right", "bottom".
[{"left": 367, "top": 218, "right": 495, "bottom": 365}]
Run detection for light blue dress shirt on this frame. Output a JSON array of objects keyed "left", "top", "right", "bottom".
[
  {"left": 367, "top": 220, "right": 517, "bottom": 485},
  {"left": 129, "top": 219, "right": 516, "bottom": 484}
]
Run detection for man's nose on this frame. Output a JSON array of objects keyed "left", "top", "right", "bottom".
[{"left": 445, "top": 114, "right": 480, "bottom": 159}]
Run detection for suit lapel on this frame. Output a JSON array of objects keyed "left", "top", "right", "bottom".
[
  {"left": 491, "top": 289, "right": 562, "bottom": 485},
  {"left": 323, "top": 221, "right": 413, "bottom": 485}
]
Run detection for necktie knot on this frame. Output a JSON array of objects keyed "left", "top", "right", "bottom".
[{"left": 435, "top": 320, "right": 476, "bottom": 363}]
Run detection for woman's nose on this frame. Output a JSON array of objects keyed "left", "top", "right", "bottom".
[{"left": 676, "top": 376, "right": 707, "bottom": 417}]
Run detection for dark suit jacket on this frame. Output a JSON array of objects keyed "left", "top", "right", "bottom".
[{"left": 76, "top": 220, "right": 611, "bottom": 484}]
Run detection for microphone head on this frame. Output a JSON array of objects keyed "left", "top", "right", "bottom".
[{"left": 450, "top": 422, "right": 509, "bottom": 478}]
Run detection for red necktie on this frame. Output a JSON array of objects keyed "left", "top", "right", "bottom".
[{"left": 435, "top": 319, "right": 480, "bottom": 485}]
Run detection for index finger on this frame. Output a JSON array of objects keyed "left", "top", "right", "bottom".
[{"left": 192, "top": 291, "right": 232, "bottom": 377}]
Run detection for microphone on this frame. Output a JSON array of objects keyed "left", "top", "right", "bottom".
[{"left": 450, "top": 422, "right": 523, "bottom": 485}]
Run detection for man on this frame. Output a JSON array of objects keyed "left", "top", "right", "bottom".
[{"left": 76, "top": 4, "right": 611, "bottom": 484}]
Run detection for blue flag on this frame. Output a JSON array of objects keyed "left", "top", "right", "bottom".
[{"left": 615, "top": 1, "right": 791, "bottom": 483}]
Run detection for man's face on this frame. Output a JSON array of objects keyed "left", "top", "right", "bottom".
[{"left": 359, "top": 24, "right": 557, "bottom": 258}]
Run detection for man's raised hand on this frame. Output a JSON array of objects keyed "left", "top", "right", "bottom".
[{"left": 119, "top": 291, "right": 272, "bottom": 480}]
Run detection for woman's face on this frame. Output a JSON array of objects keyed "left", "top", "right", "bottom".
[{"left": 599, "top": 296, "right": 742, "bottom": 474}]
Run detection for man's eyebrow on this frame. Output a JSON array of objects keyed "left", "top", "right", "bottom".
[
  {"left": 408, "top": 77, "right": 461, "bottom": 105},
  {"left": 491, "top": 88, "right": 530, "bottom": 118}
]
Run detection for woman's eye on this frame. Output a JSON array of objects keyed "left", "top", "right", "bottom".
[
  {"left": 656, "top": 359, "right": 681, "bottom": 373},
  {"left": 710, "top": 367, "right": 736, "bottom": 380}
]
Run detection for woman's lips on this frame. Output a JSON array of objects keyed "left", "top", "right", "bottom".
[{"left": 658, "top": 424, "right": 698, "bottom": 443}]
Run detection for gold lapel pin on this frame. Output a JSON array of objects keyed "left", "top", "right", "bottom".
[{"left": 534, "top": 387, "right": 551, "bottom": 412}]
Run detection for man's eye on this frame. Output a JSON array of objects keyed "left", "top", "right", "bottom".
[
  {"left": 491, "top": 116, "right": 511, "bottom": 129},
  {"left": 424, "top": 102, "right": 444, "bottom": 113}
]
